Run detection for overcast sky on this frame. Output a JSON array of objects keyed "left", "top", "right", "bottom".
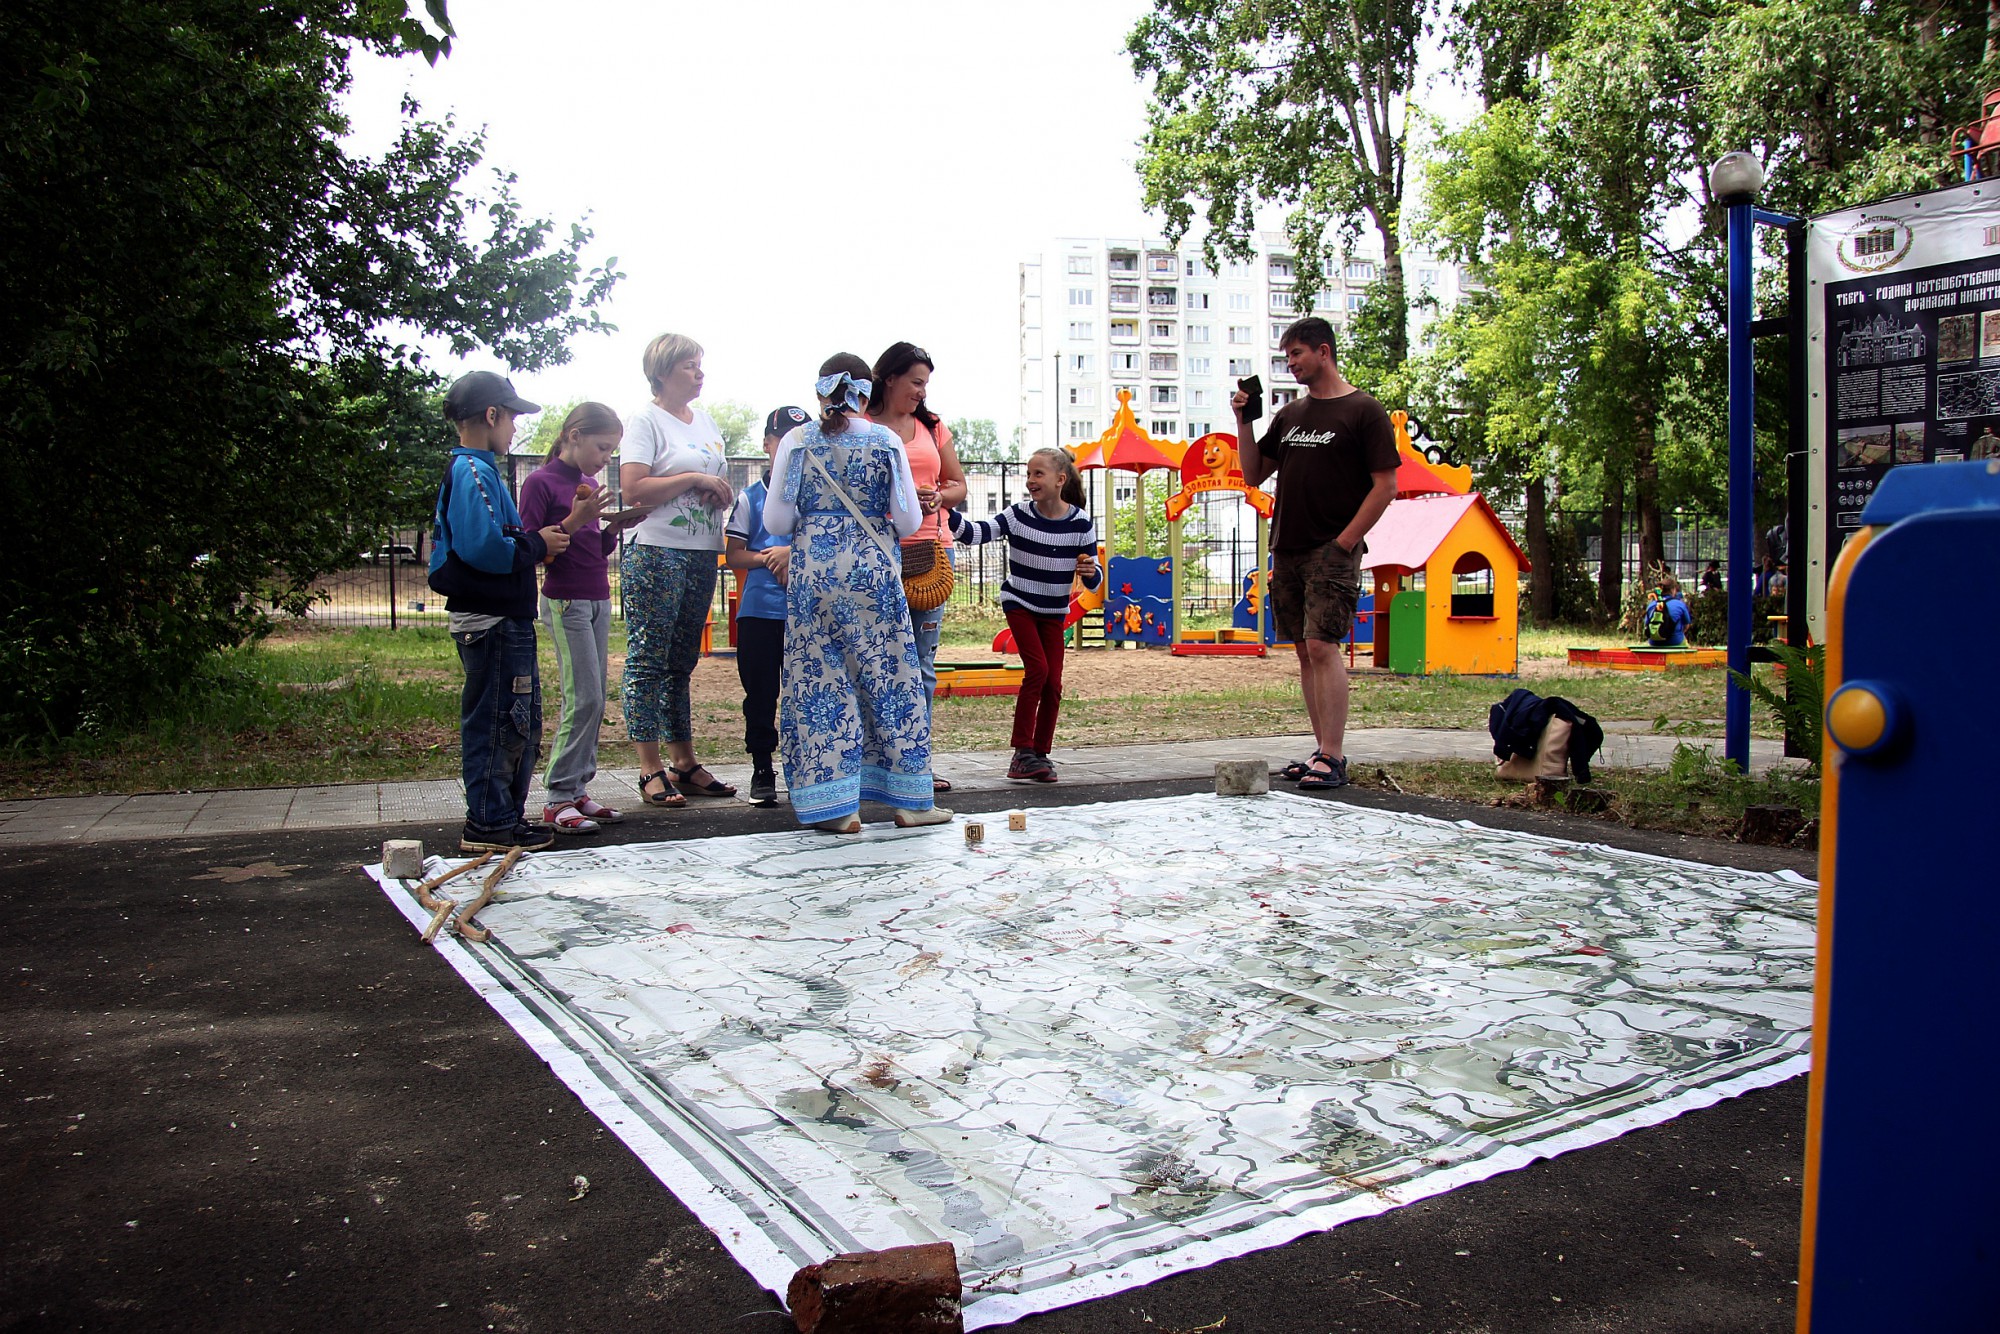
[{"left": 343, "top": 0, "right": 1473, "bottom": 438}]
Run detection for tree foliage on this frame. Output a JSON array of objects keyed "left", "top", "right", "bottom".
[
  {"left": 1128, "top": 0, "right": 1434, "bottom": 365},
  {"left": 1407, "top": 0, "right": 1997, "bottom": 619},
  {"left": 706, "top": 400, "right": 757, "bottom": 454},
  {"left": 946, "top": 418, "right": 1012, "bottom": 462},
  {"left": 0, "top": 0, "right": 617, "bottom": 735}
]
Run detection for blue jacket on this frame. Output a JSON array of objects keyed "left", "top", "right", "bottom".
[{"left": 428, "top": 447, "right": 548, "bottom": 618}]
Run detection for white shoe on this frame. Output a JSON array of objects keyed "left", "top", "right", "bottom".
[{"left": 893, "top": 806, "right": 953, "bottom": 828}]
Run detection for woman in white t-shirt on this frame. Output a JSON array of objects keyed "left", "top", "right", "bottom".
[{"left": 618, "top": 332, "right": 737, "bottom": 805}]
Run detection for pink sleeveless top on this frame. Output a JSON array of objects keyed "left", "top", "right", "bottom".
[{"left": 884, "top": 419, "right": 952, "bottom": 546}]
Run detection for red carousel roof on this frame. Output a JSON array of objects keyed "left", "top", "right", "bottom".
[{"left": 1069, "top": 389, "right": 1189, "bottom": 474}]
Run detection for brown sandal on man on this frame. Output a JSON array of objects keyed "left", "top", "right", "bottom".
[
  {"left": 668, "top": 762, "right": 737, "bottom": 798},
  {"left": 638, "top": 770, "right": 688, "bottom": 808}
]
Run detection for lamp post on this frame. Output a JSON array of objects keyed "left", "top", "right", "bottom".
[{"left": 1710, "top": 151, "right": 1795, "bottom": 774}]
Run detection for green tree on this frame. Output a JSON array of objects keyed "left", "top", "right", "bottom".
[
  {"left": 706, "top": 399, "right": 757, "bottom": 454},
  {"left": 0, "top": 0, "right": 617, "bottom": 735},
  {"left": 515, "top": 398, "right": 583, "bottom": 464},
  {"left": 946, "top": 417, "right": 1011, "bottom": 462},
  {"left": 1128, "top": 0, "right": 1435, "bottom": 366}
]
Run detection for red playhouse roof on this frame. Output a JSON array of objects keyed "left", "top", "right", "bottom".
[
  {"left": 1070, "top": 389, "right": 1189, "bottom": 474},
  {"left": 1361, "top": 492, "right": 1530, "bottom": 573}
]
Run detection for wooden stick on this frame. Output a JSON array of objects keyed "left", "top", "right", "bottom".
[
  {"left": 420, "top": 897, "right": 457, "bottom": 944},
  {"left": 411, "top": 853, "right": 491, "bottom": 910},
  {"left": 456, "top": 846, "right": 523, "bottom": 942}
]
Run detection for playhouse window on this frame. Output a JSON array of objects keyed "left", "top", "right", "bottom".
[{"left": 1450, "top": 552, "right": 1496, "bottom": 618}]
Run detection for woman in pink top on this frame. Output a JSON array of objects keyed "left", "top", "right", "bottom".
[{"left": 871, "top": 342, "right": 966, "bottom": 792}]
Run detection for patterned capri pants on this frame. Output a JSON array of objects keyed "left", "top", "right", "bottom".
[{"left": 622, "top": 544, "right": 717, "bottom": 745}]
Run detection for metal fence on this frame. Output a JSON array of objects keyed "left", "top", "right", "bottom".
[{"left": 293, "top": 456, "right": 1732, "bottom": 631}]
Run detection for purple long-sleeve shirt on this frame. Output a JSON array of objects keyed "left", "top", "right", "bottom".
[{"left": 518, "top": 457, "right": 615, "bottom": 601}]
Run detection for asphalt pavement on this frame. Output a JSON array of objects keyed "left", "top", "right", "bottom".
[{"left": 0, "top": 777, "right": 1813, "bottom": 1332}]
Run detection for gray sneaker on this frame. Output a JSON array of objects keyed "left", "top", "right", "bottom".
[{"left": 748, "top": 768, "right": 779, "bottom": 806}]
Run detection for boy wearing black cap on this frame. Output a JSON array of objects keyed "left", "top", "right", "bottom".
[
  {"left": 430, "top": 371, "right": 572, "bottom": 851},
  {"left": 723, "top": 405, "right": 809, "bottom": 805}
]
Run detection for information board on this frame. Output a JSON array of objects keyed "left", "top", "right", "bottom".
[{"left": 1806, "top": 180, "right": 2000, "bottom": 638}]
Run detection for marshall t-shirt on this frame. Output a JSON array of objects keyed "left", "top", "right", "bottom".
[{"left": 1257, "top": 389, "right": 1400, "bottom": 552}]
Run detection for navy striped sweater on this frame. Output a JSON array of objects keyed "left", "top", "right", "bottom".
[{"left": 948, "top": 501, "right": 1103, "bottom": 616}]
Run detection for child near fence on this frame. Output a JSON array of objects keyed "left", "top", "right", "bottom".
[
  {"left": 519, "top": 402, "right": 653, "bottom": 831},
  {"left": 946, "top": 448, "right": 1102, "bottom": 781}
]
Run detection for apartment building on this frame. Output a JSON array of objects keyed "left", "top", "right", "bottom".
[{"left": 1017, "top": 232, "right": 1464, "bottom": 471}]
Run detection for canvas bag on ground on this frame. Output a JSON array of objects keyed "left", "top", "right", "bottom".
[{"left": 1495, "top": 715, "right": 1573, "bottom": 781}]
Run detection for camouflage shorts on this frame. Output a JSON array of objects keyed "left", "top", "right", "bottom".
[{"left": 1272, "top": 538, "right": 1363, "bottom": 643}]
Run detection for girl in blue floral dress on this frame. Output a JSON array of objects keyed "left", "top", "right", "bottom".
[{"left": 762, "top": 354, "right": 952, "bottom": 833}]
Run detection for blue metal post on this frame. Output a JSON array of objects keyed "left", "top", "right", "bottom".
[{"left": 1725, "top": 201, "right": 1754, "bottom": 772}]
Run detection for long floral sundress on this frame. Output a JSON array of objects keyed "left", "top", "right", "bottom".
[{"left": 770, "top": 422, "right": 934, "bottom": 824}]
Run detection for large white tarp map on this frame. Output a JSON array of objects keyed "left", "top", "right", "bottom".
[{"left": 368, "top": 793, "right": 1815, "bottom": 1328}]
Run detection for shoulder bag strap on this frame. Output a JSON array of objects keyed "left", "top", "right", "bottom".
[{"left": 802, "top": 442, "right": 899, "bottom": 563}]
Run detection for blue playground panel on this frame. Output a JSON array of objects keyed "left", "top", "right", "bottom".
[
  {"left": 1802, "top": 460, "right": 1999, "bottom": 1331},
  {"left": 1230, "top": 566, "right": 1370, "bottom": 648},
  {"left": 1105, "top": 555, "right": 1174, "bottom": 646}
]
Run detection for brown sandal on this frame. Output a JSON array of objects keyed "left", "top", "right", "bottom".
[
  {"left": 638, "top": 770, "right": 688, "bottom": 808},
  {"left": 669, "top": 762, "right": 736, "bottom": 798}
]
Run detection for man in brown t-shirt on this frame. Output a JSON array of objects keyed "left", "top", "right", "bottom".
[{"left": 1233, "top": 317, "right": 1400, "bottom": 789}]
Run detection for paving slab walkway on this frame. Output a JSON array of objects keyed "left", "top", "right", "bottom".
[{"left": 0, "top": 728, "right": 1792, "bottom": 846}]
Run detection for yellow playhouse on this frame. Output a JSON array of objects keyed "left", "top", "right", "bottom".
[{"left": 1363, "top": 413, "right": 1528, "bottom": 675}]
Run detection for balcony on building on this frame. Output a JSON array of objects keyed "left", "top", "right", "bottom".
[
  {"left": 1146, "top": 250, "right": 1178, "bottom": 277},
  {"left": 1110, "top": 358, "right": 1142, "bottom": 380},
  {"left": 1109, "top": 320, "right": 1139, "bottom": 345},
  {"left": 1148, "top": 323, "right": 1178, "bottom": 345},
  {"left": 1108, "top": 249, "right": 1139, "bottom": 275},
  {"left": 1108, "top": 284, "right": 1140, "bottom": 310},
  {"left": 1148, "top": 353, "right": 1179, "bottom": 376},
  {"left": 1146, "top": 286, "right": 1178, "bottom": 314},
  {"left": 1268, "top": 255, "right": 1297, "bottom": 283}
]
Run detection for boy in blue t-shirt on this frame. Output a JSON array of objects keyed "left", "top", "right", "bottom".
[
  {"left": 724, "top": 406, "right": 807, "bottom": 806},
  {"left": 1641, "top": 575, "right": 1693, "bottom": 647},
  {"left": 429, "top": 371, "right": 571, "bottom": 852}
]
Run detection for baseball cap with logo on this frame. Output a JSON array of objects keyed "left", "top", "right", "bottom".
[
  {"left": 443, "top": 370, "right": 541, "bottom": 423},
  {"left": 765, "top": 405, "right": 810, "bottom": 438}
]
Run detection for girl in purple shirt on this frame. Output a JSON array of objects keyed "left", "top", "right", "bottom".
[{"left": 519, "top": 403, "right": 652, "bottom": 831}]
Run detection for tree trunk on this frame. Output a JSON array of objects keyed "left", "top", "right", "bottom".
[
  {"left": 1991, "top": 0, "right": 2000, "bottom": 62},
  {"left": 1526, "top": 472, "right": 1553, "bottom": 625},
  {"left": 1598, "top": 471, "right": 1624, "bottom": 622},
  {"left": 1375, "top": 222, "right": 1410, "bottom": 367},
  {"left": 1633, "top": 412, "right": 1665, "bottom": 579}
]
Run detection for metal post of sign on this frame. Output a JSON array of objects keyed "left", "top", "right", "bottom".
[
  {"left": 1725, "top": 197, "right": 1755, "bottom": 771},
  {"left": 1712, "top": 152, "right": 1800, "bottom": 773}
]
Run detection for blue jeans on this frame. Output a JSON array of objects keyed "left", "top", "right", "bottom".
[
  {"left": 910, "top": 604, "right": 943, "bottom": 726},
  {"left": 454, "top": 617, "right": 542, "bottom": 833}
]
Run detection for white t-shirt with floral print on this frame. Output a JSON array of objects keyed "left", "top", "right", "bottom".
[{"left": 622, "top": 402, "right": 728, "bottom": 551}]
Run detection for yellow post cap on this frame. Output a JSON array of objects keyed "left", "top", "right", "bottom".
[{"left": 1826, "top": 683, "right": 1890, "bottom": 755}]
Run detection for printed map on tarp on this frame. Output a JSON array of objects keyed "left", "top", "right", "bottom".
[{"left": 368, "top": 793, "right": 1815, "bottom": 1329}]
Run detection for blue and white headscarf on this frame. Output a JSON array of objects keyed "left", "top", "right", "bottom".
[{"left": 815, "top": 371, "right": 871, "bottom": 413}]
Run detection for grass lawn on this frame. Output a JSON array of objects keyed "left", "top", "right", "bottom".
[{"left": 1, "top": 618, "right": 1793, "bottom": 829}]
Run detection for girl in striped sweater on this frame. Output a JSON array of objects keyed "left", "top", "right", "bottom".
[{"left": 948, "top": 448, "right": 1104, "bottom": 781}]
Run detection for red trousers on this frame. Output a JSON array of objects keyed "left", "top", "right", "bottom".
[{"left": 1005, "top": 606, "right": 1068, "bottom": 753}]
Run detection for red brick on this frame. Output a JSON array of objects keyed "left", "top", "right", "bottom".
[{"left": 787, "top": 1241, "right": 963, "bottom": 1333}]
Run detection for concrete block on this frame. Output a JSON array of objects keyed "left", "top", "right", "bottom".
[
  {"left": 382, "top": 839, "right": 426, "bottom": 879},
  {"left": 789, "top": 1242, "right": 963, "bottom": 1333},
  {"left": 1007, "top": 811, "right": 1027, "bottom": 832},
  {"left": 1213, "top": 759, "right": 1270, "bottom": 796}
]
